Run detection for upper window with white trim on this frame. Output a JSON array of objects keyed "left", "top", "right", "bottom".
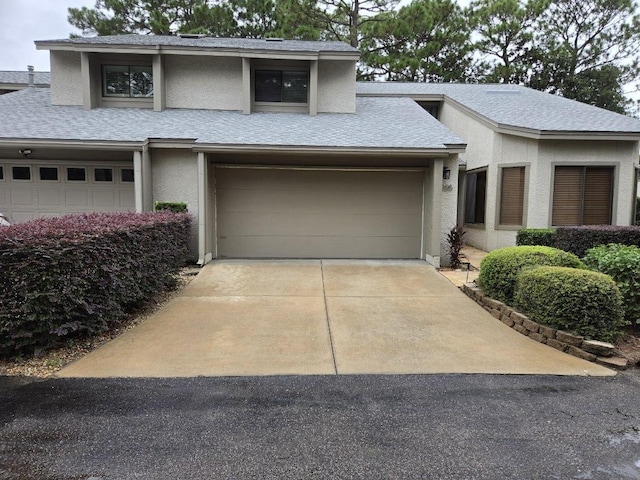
[{"left": 102, "top": 65, "right": 153, "bottom": 98}]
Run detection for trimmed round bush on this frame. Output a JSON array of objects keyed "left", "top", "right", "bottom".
[
  {"left": 514, "top": 266, "right": 626, "bottom": 341},
  {"left": 584, "top": 243, "right": 640, "bottom": 325},
  {"left": 478, "top": 245, "right": 583, "bottom": 304}
]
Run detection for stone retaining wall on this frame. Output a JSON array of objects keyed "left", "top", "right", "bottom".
[{"left": 461, "top": 284, "right": 629, "bottom": 370}]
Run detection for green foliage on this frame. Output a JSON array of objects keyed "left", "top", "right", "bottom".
[
  {"left": 516, "top": 228, "right": 557, "bottom": 247},
  {"left": 528, "top": 0, "right": 640, "bottom": 113},
  {"left": 555, "top": 226, "right": 640, "bottom": 258},
  {"left": 469, "top": 0, "right": 548, "bottom": 84},
  {"left": 478, "top": 245, "right": 583, "bottom": 304},
  {"left": 584, "top": 244, "right": 640, "bottom": 325},
  {"left": 0, "top": 212, "right": 192, "bottom": 357},
  {"left": 155, "top": 201, "right": 188, "bottom": 213},
  {"left": 446, "top": 225, "right": 466, "bottom": 268},
  {"left": 514, "top": 266, "right": 626, "bottom": 341},
  {"left": 360, "top": 0, "right": 474, "bottom": 82}
]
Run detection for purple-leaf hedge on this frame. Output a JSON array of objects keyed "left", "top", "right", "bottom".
[
  {"left": 555, "top": 225, "right": 640, "bottom": 258},
  {"left": 0, "top": 212, "right": 192, "bottom": 357}
]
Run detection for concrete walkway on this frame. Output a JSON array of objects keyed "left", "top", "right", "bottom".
[{"left": 57, "top": 260, "right": 614, "bottom": 378}]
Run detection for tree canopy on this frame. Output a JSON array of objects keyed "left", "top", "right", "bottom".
[{"left": 68, "top": 0, "right": 640, "bottom": 114}]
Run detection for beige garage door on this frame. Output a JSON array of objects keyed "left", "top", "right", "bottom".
[
  {"left": 0, "top": 161, "right": 135, "bottom": 223},
  {"left": 216, "top": 167, "right": 424, "bottom": 259}
]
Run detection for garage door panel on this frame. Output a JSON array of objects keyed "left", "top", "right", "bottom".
[
  {"left": 93, "top": 189, "right": 117, "bottom": 207},
  {"left": 11, "top": 187, "right": 36, "bottom": 206},
  {"left": 38, "top": 188, "right": 63, "bottom": 206},
  {"left": 65, "top": 189, "right": 90, "bottom": 207},
  {"left": 0, "top": 162, "right": 135, "bottom": 223},
  {"left": 218, "top": 235, "right": 420, "bottom": 259},
  {"left": 220, "top": 212, "right": 421, "bottom": 237},
  {"left": 217, "top": 168, "right": 423, "bottom": 192},
  {"left": 216, "top": 168, "right": 424, "bottom": 259},
  {"left": 217, "top": 189, "right": 423, "bottom": 215}
]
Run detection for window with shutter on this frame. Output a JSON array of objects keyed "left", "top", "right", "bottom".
[
  {"left": 499, "top": 167, "right": 525, "bottom": 226},
  {"left": 464, "top": 170, "right": 487, "bottom": 225},
  {"left": 552, "top": 166, "right": 613, "bottom": 226}
]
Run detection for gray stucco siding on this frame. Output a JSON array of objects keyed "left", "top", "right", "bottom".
[
  {"left": 165, "top": 55, "right": 243, "bottom": 111},
  {"left": 50, "top": 51, "right": 82, "bottom": 106},
  {"left": 151, "top": 149, "right": 199, "bottom": 256},
  {"left": 317, "top": 60, "right": 356, "bottom": 113}
]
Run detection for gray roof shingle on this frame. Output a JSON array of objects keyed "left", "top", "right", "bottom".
[
  {"left": 0, "top": 71, "right": 51, "bottom": 86},
  {"left": 0, "top": 88, "right": 464, "bottom": 151},
  {"left": 356, "top": 82, "right": 640, "bottom": 134},
  {"left": 36, "top": 35, "right": 358, "bottom": 55}
]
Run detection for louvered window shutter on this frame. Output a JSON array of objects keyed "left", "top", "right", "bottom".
[
  {"left": 499, "top": 167, "right": 525, "bottom": 225},
  {"left": 552, "top": 167, "right": 584, "bottom": 226},
  {"left": 583, "top": 167, "right": 613, "bottom": 225}
]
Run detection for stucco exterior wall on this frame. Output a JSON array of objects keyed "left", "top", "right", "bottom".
[
  {"left": 317, "top": 60, "right": 356, "bottom": 113},
  {"left": 50, "top": 51, "right": 83, "bottom": 106},
  {"left": 164, "top": 55, "right": 243, "bottom": 111},
  {"left": 537, "top": 139, "right": 639, "bottom": 227},
  {"left": 439, "top": 101, "right": 496, "bottom": 251},
  {"left": 440, "top": 155, "right": 460, "bottom": 264},
  {"left": 151, "top": 149, "right": 199, "bottom": 256}
]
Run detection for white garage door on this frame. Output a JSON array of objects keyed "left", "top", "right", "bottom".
[
  {"left": 0, "top": 162, "right": 135, "bottom": 223},
  {"left": 216, "top": 167, "right": 425, "bottom": 259}
]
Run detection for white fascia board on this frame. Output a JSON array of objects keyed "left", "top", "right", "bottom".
[
  {"left": 357, "top": 92, "right": 445, "bottom": 102},
  {"left": 0, "top": 138, "right": 145, "bottom": 150},
  {"left": 192, "top": 143, "right": 461, "bottom": 157}
]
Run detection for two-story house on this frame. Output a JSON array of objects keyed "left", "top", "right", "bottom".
[{"left": 0, "top": 35, "right": 639, "bottom": 265}]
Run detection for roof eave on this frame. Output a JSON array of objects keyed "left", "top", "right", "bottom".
[
  {"left": 35, "top": 41, "right": 360, "bottom": 61},
  {"left": 494, "top": 125, "right": 640, "bottom": 141},
  {"left": 0, "top": 138, "right": 145, "bottom": 150},
  {"left": 193, "top": 144, "right": 465, "bottom": 156}
]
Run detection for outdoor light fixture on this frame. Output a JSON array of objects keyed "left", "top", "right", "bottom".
[
  {"left": 18, "top": 149, "right": 32, "bottom": 158},
  {"left": 443, "top": 167, "right": 451, "bottom": 180}
]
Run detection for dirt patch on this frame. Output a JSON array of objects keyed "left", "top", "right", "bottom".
[
  {"left": 614, "top": 326, "right": 640, "bottom": 368},
  {"left": 0, "top": 266, "right": 201, "bottom": 378}
]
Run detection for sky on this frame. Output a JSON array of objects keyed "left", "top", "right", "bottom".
[
  {"left": 0, "top": 0, "right": 474, "bottom": 72},
  {"left": 0, "top": 0, "right": 93, "bottom": 71}
]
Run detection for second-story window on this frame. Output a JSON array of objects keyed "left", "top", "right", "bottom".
[
  {"left": 103, "top": 65, "right": 153, "bottom": 98},
  {"left": 255, "top": 70, "right": 308, "bottom": 103}
]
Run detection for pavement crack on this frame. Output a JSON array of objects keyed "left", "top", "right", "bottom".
[{"left": 320, "top": 260, "right": 338, "bottom": 375}]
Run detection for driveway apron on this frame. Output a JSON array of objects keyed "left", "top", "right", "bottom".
[{"left": 57, "top": 260, "right": 614, "bottom": 377}]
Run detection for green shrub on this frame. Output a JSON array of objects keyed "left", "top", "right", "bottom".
[
  {"left": 555, "top": 225, "right": 640, "bottom": 257},
  {"left": 584, "top": 244, "right": 640, "bottom": 325},
  {"left": 478, "top": 246, "right": 583, "bottom": 304},
  {"left": 155, "top": 201, "right": 188, "bottom": 213},
  {"left": 514, "top": 266, "right": 626, "bottom": 341},
  {"left": 516, "top": 228, "right": 557, "bottom": 247}
]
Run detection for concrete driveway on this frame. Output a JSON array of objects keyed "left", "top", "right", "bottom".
[{"left": 57, "top": 260, "right": 613, "bottom": 377}]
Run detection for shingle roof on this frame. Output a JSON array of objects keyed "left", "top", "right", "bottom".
[
  {"left": 356, "top": 82, "right": 640, "bottom": 134},
  {"left": 36, "top": 35, "right": 359, "bottom": 55},
  {"left": 0, "top": 88, "right": 464, "bottom": 151},
  {"left": 0, "top": 71, "right": 51, "bottom": 86}
]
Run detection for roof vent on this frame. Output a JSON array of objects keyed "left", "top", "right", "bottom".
[
  {"left": 486, "top": 89, "right": 521, "bottom": 95},
  {"left": 27, "top": 65, "right": 35, "bottom": 88},
  {"left": 178, "top": 33, "right": 207, "bottom": 39},
  {"left": 265, "top": 37, "right": 284, "bottom": 42}
]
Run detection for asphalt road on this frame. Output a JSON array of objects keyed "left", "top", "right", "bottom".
[{"left": 1, "top": 373, "right": 640, "bottom": 480}]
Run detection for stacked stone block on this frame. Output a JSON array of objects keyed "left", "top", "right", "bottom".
[{"left": 461, "top": 284, "right": 628, "bottom": 370}]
